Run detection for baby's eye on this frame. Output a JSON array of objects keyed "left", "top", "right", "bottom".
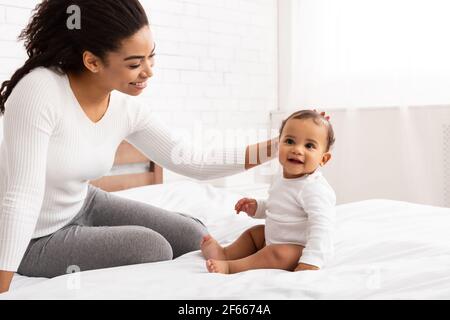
[
  {"left": 306, "top": 143, "right": 315, "bottom": 149},
  {"left": 284, "top": 138, "right": 295, "bottom": 145}
]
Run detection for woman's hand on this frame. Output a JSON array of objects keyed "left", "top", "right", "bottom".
[
  {"left": 294, "top": 263, "right": 320, "bottom": 272},
  {"left": 245, "top": 138, "right": 278, "bottom": 170},
  {"left": 234, "top": 198, "right": 258, "bottom": 217}
]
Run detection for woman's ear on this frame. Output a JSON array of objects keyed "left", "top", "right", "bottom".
[
  {"left": 82, "top": 51, "right": 102, "bottom": 73},
  {"left": 320, "top": 152, "right": 332, "bottom": 167}
]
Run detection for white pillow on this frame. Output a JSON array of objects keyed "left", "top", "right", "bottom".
[{"left": 112, "top": 180, "right": 243, "bottom": 223}]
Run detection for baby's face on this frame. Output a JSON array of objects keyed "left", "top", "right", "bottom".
[{"left": 279, "top": 118, "right": 331, "bottom": 179}]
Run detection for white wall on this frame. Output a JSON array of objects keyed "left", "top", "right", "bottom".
[
  {"left": 273, "top": 106, "right": 450, "bottom": 207},
  {"left": 0, "top": 0, "right": 35, "bottom": 144},
  {"left": 0, "top": 1, "right": 31, "bottom": 79},
  {"left": 0, "top": 0, "right": 278, "bottom": 186},
  {"left": 288, "top": 0, "right": 450, "bottom": 109},
  {"left": 274, "top": 0, "right": 450, "bottom": 207},
  {"left": 139, "top": 0, "right": 278, "bottom": 185}
]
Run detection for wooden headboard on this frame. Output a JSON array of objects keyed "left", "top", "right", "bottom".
[{"left": 90, "top": 141, "right": 163, "bottom": 192}]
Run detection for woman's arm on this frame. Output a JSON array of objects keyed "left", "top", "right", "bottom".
[
  {"left": 245, "top": 137, "right": 279, "bottom": 170},
  {"left": 0, "top": 72, "right": 55, "bottom": 276},
  {"left": 0, "top": 271, "right": 14, "bottom": 294},
  {"left": 126, "top": 105, "right": 279, "bottom": 180}
]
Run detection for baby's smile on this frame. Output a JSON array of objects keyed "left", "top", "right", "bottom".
[{"left": 287, "top": 156, "right": 304, "bottom": 165}]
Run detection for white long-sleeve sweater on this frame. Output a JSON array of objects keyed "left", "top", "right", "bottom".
[
  {"left": 253, "top": 170, "right": 336, "bottom": 268},
  {"left": 0, "top": 67, "right": 247, "bottom": 272}
]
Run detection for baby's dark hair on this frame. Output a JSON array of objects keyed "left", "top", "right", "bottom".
[{"left": 279, "top": 110, "right": 336, "bottom": 152}]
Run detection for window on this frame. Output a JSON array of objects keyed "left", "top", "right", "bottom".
[{"left": 287, "top": 0, "right": 450, "bottom": 109}]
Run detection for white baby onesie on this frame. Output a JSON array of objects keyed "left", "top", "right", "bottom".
[{"left": 253, "top": 169, "right": 336, "bottom": 268}]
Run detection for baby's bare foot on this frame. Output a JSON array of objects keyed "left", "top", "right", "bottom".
[
  {"left": 206, "top": 259, "right": 230, "bottom": 274},
  {"left": 200, "top": 235, "right": 226, "bottom": 260}
]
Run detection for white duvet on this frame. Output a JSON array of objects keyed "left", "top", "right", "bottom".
[{"left": 2, "top": 181, "right": 450, "bottom": 300}]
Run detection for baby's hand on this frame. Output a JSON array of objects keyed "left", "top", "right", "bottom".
[{"left": 234, "top": 198, "right": 257, "bottom": 217}]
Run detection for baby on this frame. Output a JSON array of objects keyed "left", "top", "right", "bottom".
[{"left": 201, "top": 110, "right": 336, "bottom": 274}]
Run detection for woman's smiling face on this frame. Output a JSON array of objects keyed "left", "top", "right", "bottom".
[{"left": 96, "top": 25, "right": 156, "bottom": 96}]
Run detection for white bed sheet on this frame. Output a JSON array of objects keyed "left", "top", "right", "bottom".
[{"left": 3, "top": 181, "right": 450, "bottom": 299}]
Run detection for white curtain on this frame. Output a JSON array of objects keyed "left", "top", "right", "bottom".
[
  {"left": 279, "top": 0, "right": 450, "bottom": 206},
  {"left": 289, "top": 0, "right": 450, "bottom": 109}
]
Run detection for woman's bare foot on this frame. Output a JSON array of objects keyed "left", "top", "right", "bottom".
[
  {"left": 206, "top": 259, "right": 230, "bottom": 274},
  {"left": 200, "top": 235, "right": 226, "bottom": 260}
]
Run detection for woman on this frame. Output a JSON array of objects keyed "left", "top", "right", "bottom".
[{"left": 0, "top": 0, "right": 277, "bottom": 293}]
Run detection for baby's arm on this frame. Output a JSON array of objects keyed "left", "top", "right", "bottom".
[
  {"left": 296, "top": 182, "right": 336, "bottom": 270},
  {"left": 234, "top": 198, "right": 267, "bottom": 219}
]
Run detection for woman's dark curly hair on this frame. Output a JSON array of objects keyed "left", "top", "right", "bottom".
[{"left": 0, "top": 0, "right": 149, "bottom": 115}]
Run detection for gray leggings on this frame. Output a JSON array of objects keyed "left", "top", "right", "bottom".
[{"left": 17, "top": 185, "right": 208, "bottom": 278}]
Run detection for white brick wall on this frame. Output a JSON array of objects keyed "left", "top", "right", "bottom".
[
  {"left": 0, "top": 1, "right": 32, "bottom": 79},
  {"left": 0, "top": 0, "right": 278, "bottom": 186},
  {"left": 0, "top": 0, "right": 36, "bottom": 145}
]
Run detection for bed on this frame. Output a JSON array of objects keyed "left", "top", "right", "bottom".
[{"left": 2, "top": 142, "right": 450, "bottom": 300}]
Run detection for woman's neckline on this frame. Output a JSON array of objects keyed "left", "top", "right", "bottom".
[{"left": 64, "top": 73, "right": 112, "bottom": 126}]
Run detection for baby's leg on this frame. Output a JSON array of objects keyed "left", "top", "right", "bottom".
[
  {"left": 206, "top": 244, "right": 303, "bottom": 274},
  {"left": 201, "top": 225, "right": 265, "bottom": 260}
]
